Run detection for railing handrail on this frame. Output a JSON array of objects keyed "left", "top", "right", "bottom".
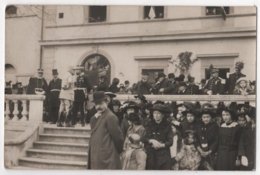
[
  {"left": 5, "top": 94, "right": 45, "bottom": 100},
  {"left": 115, "top": 94, "right": 256, "bottom": 102}
]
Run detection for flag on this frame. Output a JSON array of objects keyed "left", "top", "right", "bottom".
[{"left": 148, "top": 6, "right": 156, "bottom": 19}]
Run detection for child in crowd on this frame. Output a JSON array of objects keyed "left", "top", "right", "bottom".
[
  {"left": 233, "top": 78, "right": 252, "bottom": 95},
  {"left": 122, "top": 133, "right": 147, "bottom": 170},
  {"left": 172, "top": 130, "right": 201, "bottom": 170}
]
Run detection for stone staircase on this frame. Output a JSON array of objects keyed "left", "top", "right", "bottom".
[{"left": 16, "top": 124, "right": 90, "bottom": 169}]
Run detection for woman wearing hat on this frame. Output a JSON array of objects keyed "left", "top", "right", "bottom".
[
  {"left": 216, "top": 107, "right": 243, "bottom": 170},
  {"left": 143, "top": 104, "right": 173, "bottom": 170},
  {"left": 196, "top": 104, "right": 219, "bottom": 170},
  {"left": 233, "top": 77, "right": 252, "bottom": 95}
]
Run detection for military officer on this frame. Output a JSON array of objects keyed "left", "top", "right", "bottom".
[
  {"left": 72, "top": 66, "right": 92, "bottom": 126},
  {"left": 203, "top": 68, "right": 224, "bottom": 95},
  {"left": 26, "top": 68, "right": 48, "bottom": 95},
  {"left": 48, "top": 69, "right": 62, "bottom": 124}
]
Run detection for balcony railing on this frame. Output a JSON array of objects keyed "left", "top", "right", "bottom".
[{"left": 5, "top": 95, "right": 45, "bottom": 122}]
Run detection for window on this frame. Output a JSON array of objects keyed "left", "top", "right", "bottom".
[
  {"left": 206, "top": 6, "right": 230, "bottom": 15},
  {"left": 58, "top": 12, "right": 64, "bottom": 19},
  {"left": 6, "top": 5, "right": 17, "bottom": 15},
  {"left": 144, "top": 6, "right": 164, "bottom": 19},
  {"left": 89, "top": 6, "right": 107, "bottom": 23}
]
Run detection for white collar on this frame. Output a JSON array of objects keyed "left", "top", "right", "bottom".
[{"left": 221, "top": 122, "right": 238, "bottom": 128}]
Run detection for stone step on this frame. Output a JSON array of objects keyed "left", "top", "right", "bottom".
[
  {"left": 33, "top": 141, "right": 89, "bottom": 152},
  {"left": 39, "top": 133, "right": 90, "bottom": 144},
  {"left": 26, "top": 149, "right": 88, "bottom": 162},
  {"left": 19, "top": 157, "right": 87, "bottom": 169},
  {"left": 43, "top": 125, "right": 91, "bottom": 135}
]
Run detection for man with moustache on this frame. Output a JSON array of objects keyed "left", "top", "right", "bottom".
[{"left": 88, "top": 91, "right": 124, "bottom": 169}]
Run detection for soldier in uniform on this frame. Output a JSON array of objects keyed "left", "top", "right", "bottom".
[
  {"left": 26, "top": 68, "right": 48, "bottom": 95},
  {"left": 72, "top": 66, "right": 92, "bottom": 126},
  {"left": 203, "top": 68, "right": 223, "bottom": 95},
  {"left": 57, "top": 66, "right": 76, "bottom": 127},
  {"left": 48, "top": 69, "right": 62, "bottom": 124},
  {"left": 227, "top": 61, "right": 246, "bottom": 94}
]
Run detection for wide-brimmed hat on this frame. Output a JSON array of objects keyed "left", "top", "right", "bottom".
[
  {"left": 182, "top": 103, "right": 198, "bottom": 116},
  {"left": 200, "top": 103, "right": 216, "bottom": 117},
  {"left": 236, "top": 77, "right": 248, "bottom": 84},
  {"left": 92, "top": 91, "right": 107, "bottom": 103},
  {"left": 128, "top": 113, "right": 141, "bottom": 123},
  {"left": 105, "top": 92, "right": 117, "bottom": 98},
  {"left": 152, "top": 104, "right": 171, "bottom": 114}
]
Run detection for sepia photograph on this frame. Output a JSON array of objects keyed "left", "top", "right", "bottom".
[{"left": 3, "top": 2, "right": 257, "bottom": 172}]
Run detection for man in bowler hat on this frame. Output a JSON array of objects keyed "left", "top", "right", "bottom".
[{"left": 88, "top": 91, "right": 124, "bottom": 169}]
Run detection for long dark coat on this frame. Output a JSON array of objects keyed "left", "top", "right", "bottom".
[
  {"left": 26, "top": 77, "right": 48, "bottom": 94},
  {"left": 88, "top": 108, "right": 124, "bottom": 169},
  {"left": 216, "top": 122, "right": 242, "bottom": 170}
]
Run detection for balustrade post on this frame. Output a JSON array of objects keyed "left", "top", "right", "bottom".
[
  {"left": 12, "top": 100, "right": 19, "bottom": 121},
  {"left": 29, "top": 99, "right": 43, "bottom": 122},
  {"left": 5, "top": 100, "right": 11, "bottom": 121},
  {"left": 21, "top": 100, "right": 28, "bottom": 121}
]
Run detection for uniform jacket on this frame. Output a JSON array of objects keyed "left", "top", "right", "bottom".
[
  {"left": 88, "top": 108, "right": 124, "bottom": 169},
  {"left": 48, "top": 78, "right": 62, "bottom": 106},
  {"left": 26, "top": 77, "right": 48, "bottom": 94}
]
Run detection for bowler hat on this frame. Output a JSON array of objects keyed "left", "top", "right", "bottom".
[
  {"left": 92, "top": 91, "right": 107, "bottom": 103},
  {"left": 52, "top": 69, "right": 58, "bottom": 75}
]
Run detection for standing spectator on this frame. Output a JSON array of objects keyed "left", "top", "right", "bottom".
[
  {"left": 104, "top": 91, "right": 116, "bottom": 112},
  {"left": 196, "top": 103, "right": 219, "bottom": 170},
  {"left": 122, "top": 134, "right": 147, "bottom": 170},
  {"left": 186, "top": 76, "right": 199, "bottom": 95},
  {"left": 109, "top": 77, "right": 120, "bottom": 93},
  {"left": 203, "top": 68, "right": 224, "bottom": 95},
  {"left": 26, "top": 68, "right": 48, "bottom": 95},
  {"left": 48, "top": 69, "right": 62, "bottom": 124},
  {"left": 164, "top": 73, "right": 178, "bottom": 94},
  {"left": 216, "top": 107, "right": 243, "bottom": 170},
  {"left": 151, "top": 72, "right": 171, "bottom": 94},
  {"left": 143, "top": 104, "right": 173, "bottom": 170},
  {"left": 136, "top": 73, "right": 152, "bottom": 95},
  {"left": 57, "top": 66, "right": 75, "bottom": 127},
  {"left": 124, "top": 80, "right": 132, "bottom": 94},
  {"left": 96, "top": 75, "right": 109, "bottom": 92},
  {"left": 227, "top": 61, "right": 246, "bottom": 94},
  {"left": 171, "top": 130, "right": 201, "bottom": 170},
  {"left": 237, "top": 112, "right": 256, "bottom": 170},
  {"left": 88, "top": 91, "right": 124, "bottom": 170},
  {"left": 123, "top": 113, "right": 146, "bottom": 151},
  {"left": 233, "top": 78, "right": 252, "bottom": 95}
]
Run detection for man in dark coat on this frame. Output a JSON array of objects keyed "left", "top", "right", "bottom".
[
  {"left": 163, "top": 73, "right": 178, "bottom": 94},
  {"left": 88, "top": 91, "right": 124, "bottom": 169},
  {"left": 227, "top": 62, "right": 246, "bottom": 94},
  {"left": 48, "top": 69, "right": 62, "bottom": 124},
  {"left": 26, "top": 68, "right": 48, "bottom": 95},
  {"left": 151, "top": 72, "right": 172, "bottom": 94},
  {"left": 203, "top": 68, "right": 224, "bottom": 95},
  {"left": 73, "top": 68, "right": 92, "bottom": 126},
  {"left": 136, "top": 73, "right": 152, "bottom": 95},
  {"left": 186, "top": 76, "right": 199, "bottom": 95}
]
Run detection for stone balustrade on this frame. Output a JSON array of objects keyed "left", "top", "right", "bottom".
[{"left": 5, "top": 95, "right": 45, "bottom": 122}]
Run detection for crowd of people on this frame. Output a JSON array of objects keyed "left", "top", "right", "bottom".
[
  {"left": 4, "top": 61, "right": 256, "bottom": 170},
  {"left": 88, "top": 91, "right": 256, "bottom": 170}
]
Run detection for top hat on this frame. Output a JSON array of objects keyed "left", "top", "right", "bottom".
[
  {"left": 52, "top": 69, "right": 58, "bottom": 75},
  {"left": 92, "top": 91, "right": 107, "bottom": 104}
]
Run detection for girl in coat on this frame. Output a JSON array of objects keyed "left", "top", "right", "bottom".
[
  {"left": 216, "top": 108, "right": 243, "bottom": 170},
  {"left": 233, "top": 78, "right": 252, "bottom": 95},
  {"left": 143, "top": 104, "right": 173, "bottom": 170}
]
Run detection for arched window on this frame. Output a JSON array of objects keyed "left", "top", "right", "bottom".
[
  {"left": 81, "top": 54, "right": 111, "bottom": 86},
  {"left": 5, "top": 64, "right": 17, "bottom": 83},
  {"left": 6, "top": 5, "right": 17, "bottom": 15}
]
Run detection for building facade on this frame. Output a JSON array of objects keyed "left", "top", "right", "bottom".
[{"left": 5, "top": 5, "right": 256, "bottom": 86}]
